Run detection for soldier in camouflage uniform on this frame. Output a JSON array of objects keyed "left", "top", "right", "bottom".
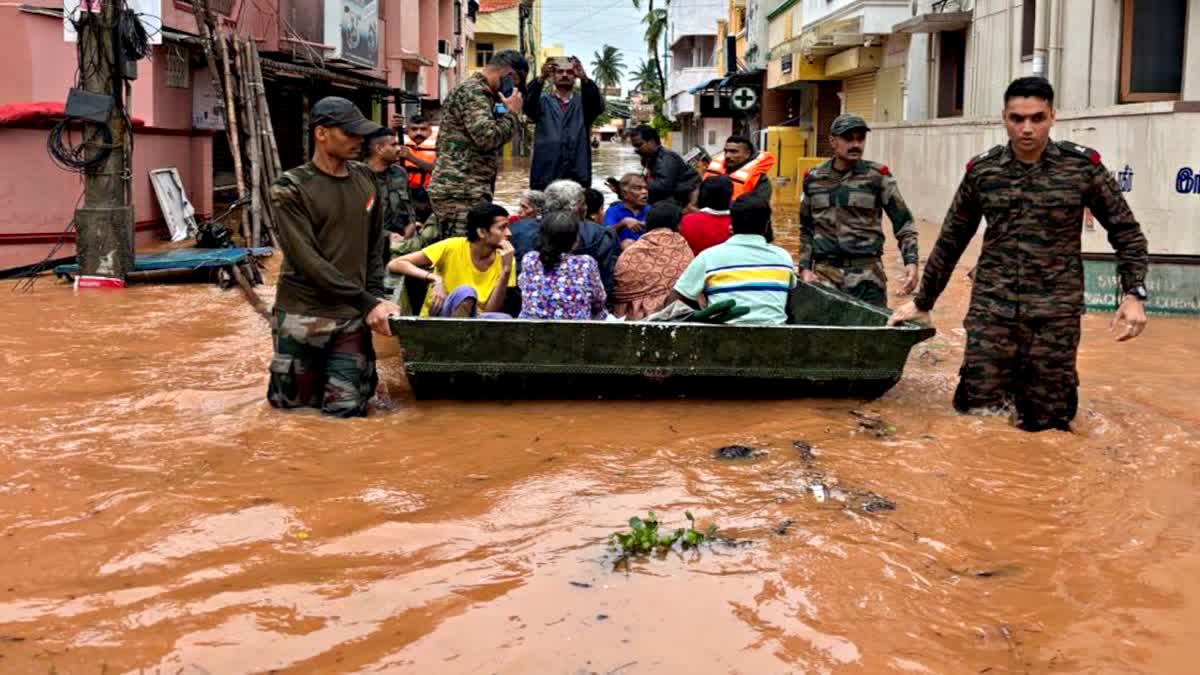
[
  {"left": 364, "top": 128, "right": 417, "bottom": 235},
  {"left": 799, "top": 114, "right": 919, "bottom": 307},
  {"left": 268, "top": 97, "right": 401, "bottom": 418},
  {"left": 427, "top": 49, "right": 528, "bottom": 238},
  {"left": 890, "top": 77, "right": 1149, "bottom": 432}
]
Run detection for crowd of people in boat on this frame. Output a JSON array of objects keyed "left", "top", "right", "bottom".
[{"left": 387, "top": 167, "right": 791, "bottom": 326}]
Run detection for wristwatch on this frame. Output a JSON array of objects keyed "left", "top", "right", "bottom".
[{"left": 1126, "top": 284, "right": 1148, "bottom": 301}]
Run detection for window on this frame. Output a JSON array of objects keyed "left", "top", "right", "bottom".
[
  {"left": 707, "top": 130, "right": 716, "bottom": 146},
  {"left": 476, "top": 42, "right": 494, "bottom": 68},
  {"left": 166, "top": 46, "right": 191, "bottom": 89},
  {"left": 1120, "top": 0, "right": 1187, "bottom": 103},
  {"left": 937, "top": 29, "right": 966, "bottom": 118},
  {"left": 1020, "top": 0, "right": 1036, "bottom": 59}
]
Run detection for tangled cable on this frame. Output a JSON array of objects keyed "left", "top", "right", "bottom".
[
  {"left": 47, "top": 116, "right": 114, "bottom": 173},
  {"left": 118, "top": 8, "right": 151, "bottom": 62}
]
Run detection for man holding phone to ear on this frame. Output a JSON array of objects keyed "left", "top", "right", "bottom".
[
  {"left": 427, "top": 49, "right": 528, "bottom": 238},
  {"left": 524, "top": 55, "right": 606, "bottom": 191}
]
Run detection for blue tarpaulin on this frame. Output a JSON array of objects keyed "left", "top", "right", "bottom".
[{"left": 54, "top": 247, "right": 273, "bottom": 278}]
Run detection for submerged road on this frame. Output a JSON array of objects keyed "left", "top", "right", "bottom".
[{"left": 1, "top": 143, "right": 1199, "bottom": 673}]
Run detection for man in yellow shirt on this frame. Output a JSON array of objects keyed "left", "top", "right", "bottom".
[{"left": 389, "top": 203, "right": 516, "bottom": 317}]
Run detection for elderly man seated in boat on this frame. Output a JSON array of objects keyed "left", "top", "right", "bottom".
[
  {"left": 668, "top": 196, "right": 795, "bottom": 325},
  {"left": 388, "top": 203, "right": 516, "bottom": 317},
  {"left": 513, "top": 179, "right": 621, "bottom": 298}
]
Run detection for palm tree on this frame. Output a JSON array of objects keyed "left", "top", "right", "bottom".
[
  {"left": 590, "top": 45, "right": 626, "bottom": 91},
  {"left": 631, "top": 0, "right": 668, "bottom": 107},
  {"left": 630, "top": 59, "right": 661, "bottom": 100}
]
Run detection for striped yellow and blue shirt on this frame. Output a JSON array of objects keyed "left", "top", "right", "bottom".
[{"left": 673, "top": 234, "right": 796, "bottom": 325}]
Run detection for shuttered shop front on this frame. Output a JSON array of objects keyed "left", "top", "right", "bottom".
[{"left": 843, "top": 72, "right": 876, "bottom": 122}]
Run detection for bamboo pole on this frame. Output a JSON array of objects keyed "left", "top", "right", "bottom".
[
  {"left": 214, "top": 28, "right": 249, "bottom": 242},
  {"left": 236, "top": 38, "right": 262, "bottom": 248},
  {"left": 249, "top": 46, "right": 281, "bottom": 246},
  {"left": 230, "top": 263, "right": 270, "bottom": 319},
  {"left": 246, "top": 46, "right": 277, "bottom": 182},
  {"left": 253, "top": 48, "right": 283, "bottom": 181}
]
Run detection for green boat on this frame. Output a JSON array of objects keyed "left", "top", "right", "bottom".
[{"left": 388, "top": 283, "right": 935, "bottom": 400}]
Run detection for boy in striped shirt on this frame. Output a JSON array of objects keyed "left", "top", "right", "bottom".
[{"left": 671, "top": 197, "right": 796, "bottom": 325}]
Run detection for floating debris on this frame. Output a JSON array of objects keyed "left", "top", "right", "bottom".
[
  {"left": 793, "top": 440, "right": 815, "bottom": 461},
  {"left": 772, "top": 519, "right": 797, "bottom": 536},
  {"left": 850, "top": 410, "right": 897, "bottom": 437},
  {"left": 714, "top": 445, "right": 767, "bottom": 460}
]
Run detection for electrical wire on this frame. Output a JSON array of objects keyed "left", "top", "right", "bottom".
[{"left": 17, "top": 1, "right": 145, "bottom": 290}]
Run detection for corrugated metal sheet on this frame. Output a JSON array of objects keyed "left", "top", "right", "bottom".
[{"left": 843, "top": 72, "right": 876, "bottom": 122}]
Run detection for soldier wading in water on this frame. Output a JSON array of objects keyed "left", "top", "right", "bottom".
[
  {"left": 890, "top": 77, "right": 1149, "bottom": 432},
  {"left": 268, "top": 97, "right": 401, "bottom": 418},
  {"left": 799, "top": 114, "right": 919, "bottom": 307}
]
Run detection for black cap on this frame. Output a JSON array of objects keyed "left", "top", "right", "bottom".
[{"left": 309, "top": 96, "right": 383, "bottom": 137}]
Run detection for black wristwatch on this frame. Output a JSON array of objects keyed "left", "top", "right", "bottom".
[{"left": 1125, "top": 284, "right": 1148, "bottom": 301}]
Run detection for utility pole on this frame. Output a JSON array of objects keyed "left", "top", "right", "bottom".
[{"left": 75, "top": 2, "right": 134, "bottom": 280}]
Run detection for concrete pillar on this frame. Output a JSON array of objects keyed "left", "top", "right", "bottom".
[
  {"left": 905, "top": 33, "right": 930, "bottom": 121},
  {"left": 1183, "top": 0, "right": 1200, "bottom": 100}
]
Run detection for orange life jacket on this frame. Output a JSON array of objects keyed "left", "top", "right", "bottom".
[
  {"left": 404, "top": 127, "right": 438, "bottom": 190},
  {"left": 703, "top": 151, "right": 776, "bottom": 201}
]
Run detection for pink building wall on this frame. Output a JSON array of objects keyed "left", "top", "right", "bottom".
[
  {"left": 0, "top": 8, "right": 214, "bottom": 270},
  {"left": 1, "top": 0, "right": 456, "bottom": 270}
]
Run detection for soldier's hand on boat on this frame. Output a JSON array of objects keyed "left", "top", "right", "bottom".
[
  {"left": 800, "top": 269, "right": 819, "bottom": 285},
  {"left": 367, "top": 300, "right": 401, "bottom": 337},
  {"left": 499, "top": 90, "right": 523, "bottom": 115},
  {"left": 886, "top": 300, "right": 930, "bottom": 327},
  {"left": 1111, "top": 295, "right": 1148, "bottom": 342},
  {"left": 899, "top": 263, "right": 919, "bottom": 295}
]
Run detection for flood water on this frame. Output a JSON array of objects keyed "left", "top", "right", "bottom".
[{"left": 2, "top": 144, "right": 1199, "bottom": 674}]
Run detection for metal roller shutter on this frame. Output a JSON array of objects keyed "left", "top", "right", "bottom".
[{"left": 843, "top": 72, "right": 877, "bottom": 122}]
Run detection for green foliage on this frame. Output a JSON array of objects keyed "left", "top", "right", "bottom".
[
  {"left": 590, "top": 45, "right": 627, "bottom": 91},
  {"left": 611, "top": 511, "right": 718, "bottom": 557},
  {"left": 630, "top": 59, "right": 661, "bottom": 98}
]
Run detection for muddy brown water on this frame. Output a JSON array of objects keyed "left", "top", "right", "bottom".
[{"left": 2, "top": 144, "right": 1199, "bottom": 674}]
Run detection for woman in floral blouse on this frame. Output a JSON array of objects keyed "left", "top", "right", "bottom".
[{"left": 518, "top": 211, "right": 607, "bottom": 320}]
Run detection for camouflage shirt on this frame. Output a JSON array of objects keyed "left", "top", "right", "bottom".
[
  {"left": 373, "top": 164, "right": 416, "bottom": 234},
  {"left": 798, "top": 159, "right": 918, "bottom": 269},
  {"left": 427, "top": 72, "right": 520, "bottom": 204},
  {"left": 270, "top": 160, "right": 387, "bottom": 320},
  {"left": 914, "top": 140, "right": 1148, "bottom": 318}
]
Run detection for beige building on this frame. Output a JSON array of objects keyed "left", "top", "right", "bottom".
[
  {"left": 467, "top": 0, "right": 542, "bottom": 75},
  {"left": 870, "top": 0, "right": 1200, "bottom": 313}
]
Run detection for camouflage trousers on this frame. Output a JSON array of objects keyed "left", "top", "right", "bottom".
[
  {"left": 430, "top": 196, "right": 487, "bottom": 239},
  {"left": 953, "top": 313, "right": 1081, "bottom": 432},
  {"left": 813, "top": 257, "right": 888, "bottom": 308},
  {"left": 267, "top": 309, "right": 378, "bottom": 418}
]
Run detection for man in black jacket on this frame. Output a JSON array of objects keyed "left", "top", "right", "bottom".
[
  {"left": 629, "top": 125, "right": 700, "bottom": 206},
  {"left": 524, "top": 57, "right": 606, "bottom": 190}
]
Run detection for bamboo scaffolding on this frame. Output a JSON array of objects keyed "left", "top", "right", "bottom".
[
  {"left": 235, "top": 37, "right": 262, "bottom": 248},
  {"left": 214, "top": 27, "right": 249, "bottom": 242}
]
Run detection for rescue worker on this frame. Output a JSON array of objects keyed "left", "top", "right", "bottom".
[
  {"left": 889, "top": 77, "right": 1149, "bottom": 432},
  {"left": 427, "top": 49, "right": 527, "bottom": 238},
  {"left": 798, "top": 113, "right": 918, "bottom": 307},
  {"left": 400, "top": 114, "right": 437, "bottom": 193},
  {"left": 703, "top": 135, "right": 776, "bottom": 201},
  {"left": 363, "top": 128, "right": 416, "bottom": 236},
  {"left": 268, "top": 97, "right": 400, "bottom": 418}
]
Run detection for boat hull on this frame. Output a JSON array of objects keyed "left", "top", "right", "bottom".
[{"left": 389, "top": 284, "right": 935, "bottom": 400}]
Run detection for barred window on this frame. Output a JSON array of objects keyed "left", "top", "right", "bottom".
[{"left": 166, "top": 46, "right": 191, "bottom": 89}]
